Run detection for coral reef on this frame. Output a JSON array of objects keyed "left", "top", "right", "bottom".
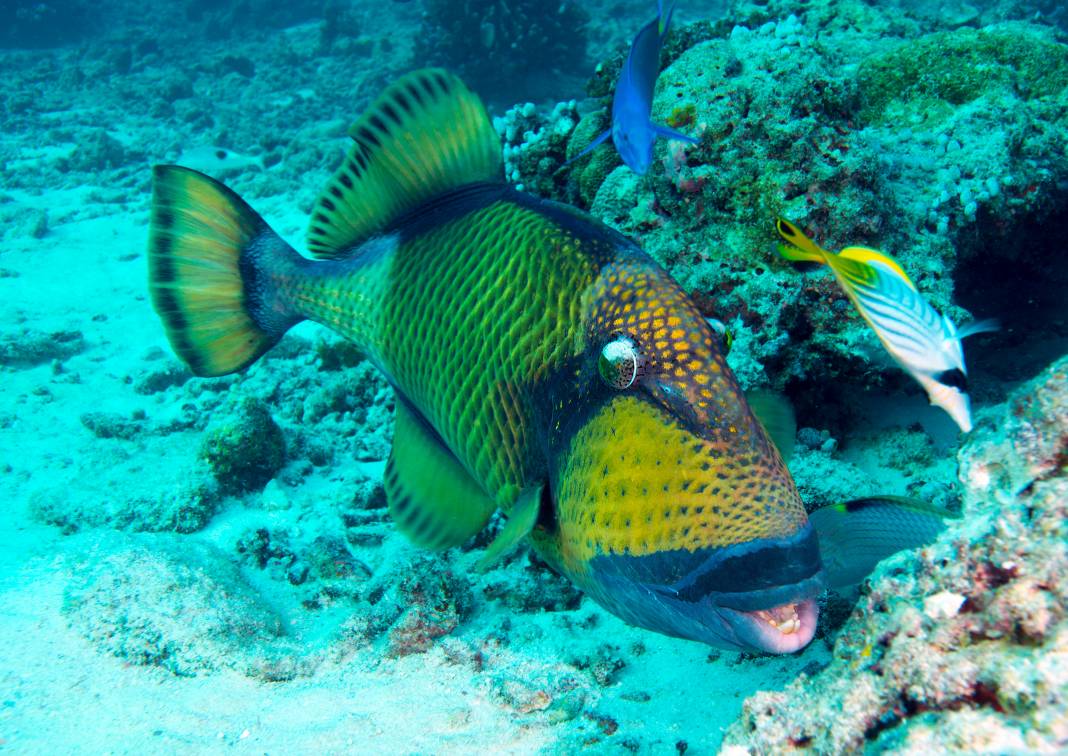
[
  {"left": 492, "top": 10, "right": 1068, "bottom": 436},
  {"left": 200, "top": 397, "right": 286, "bottom": 494},
  {"left": 412, "top": 0, "right": 590, "bottom": 106},
  {"left": 722, "top": 355, "right": 1068, "bottom": 752},
  {"left": 1, "top": 0, "right": 1066, "bottom": 750}
]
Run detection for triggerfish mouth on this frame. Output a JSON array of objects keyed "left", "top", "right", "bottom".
[{"left": 147, "top": 69, "right": 942, "bottom": 654}]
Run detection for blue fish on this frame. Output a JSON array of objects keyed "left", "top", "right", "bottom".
[{"left": 579, "top": 0, "right": 699, "bottom": 174}]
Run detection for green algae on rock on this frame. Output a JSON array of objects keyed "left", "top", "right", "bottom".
[
  {"left": 857, "top": 23, "right": 1068, "bottom": 127},
  {"left": 200, "top": 396, "right": 286, "bottom": 494}
]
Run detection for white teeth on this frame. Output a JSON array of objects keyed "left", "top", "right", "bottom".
[{"left": 757, "top": 604, "right": 801, "bottom": 635}]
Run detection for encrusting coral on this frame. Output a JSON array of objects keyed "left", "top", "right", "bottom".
[{"left": 722, "top": 355, "right": 1068, "bottom": 752}]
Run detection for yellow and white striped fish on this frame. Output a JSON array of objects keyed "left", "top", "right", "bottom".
[{"left": 775, "top": 219, "right": 996, "bottom": 432}]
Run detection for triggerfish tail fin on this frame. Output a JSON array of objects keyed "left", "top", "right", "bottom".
[
  {"left": 307, "top": 68, "right": 502, "bottom": 259},
  {"left": 148, "top": 165, "right": 301, "bottom": 377},
  {"left": 809, "top": 496, "right": 954, "bottom": 590}
]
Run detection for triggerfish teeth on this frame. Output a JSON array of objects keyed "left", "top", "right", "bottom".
[{"left": 755, "top": 604, "right": 801, "bottom": 634}]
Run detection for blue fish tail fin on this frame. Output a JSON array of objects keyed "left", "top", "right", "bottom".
[
  {"left": 652, "top": 122, "right": 699, "bottom": 144},
  {"left": 565, "top": 128, "right": 612, "bottom": 167}
]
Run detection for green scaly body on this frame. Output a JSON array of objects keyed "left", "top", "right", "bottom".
[{"left": 278, "top": 187, "right": 616, "bottom": 510}]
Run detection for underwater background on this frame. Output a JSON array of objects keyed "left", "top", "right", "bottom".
[{"left": 1, "top": 0, "right": 1067, "bottom": 752}]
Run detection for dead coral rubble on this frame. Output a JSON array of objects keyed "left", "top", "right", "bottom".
[{"left": 722, "top": 355, "right": 1068, "bottom": 753}]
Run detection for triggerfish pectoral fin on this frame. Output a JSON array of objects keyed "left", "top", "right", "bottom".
[
  {"left": 475, "top": 484, "right": 542, "bottom": 572},
  {"left": 809, "top": 496, "right": 954, "bottom": 590},
  {"left": 745, "top": 389, "right": 797, "bottom": 462}
]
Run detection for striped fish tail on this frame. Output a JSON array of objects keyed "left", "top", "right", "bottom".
[
  {"left": 148, "top": 165, "right": 304, "bottom": 377},
  {"left": 775, "top": 218, "right": 832, "bottom": 264}
]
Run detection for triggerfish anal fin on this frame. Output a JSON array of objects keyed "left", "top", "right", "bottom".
[
  {"left": 475, "top": 485, "right": 543, "bottom": 572},
  {"left": 385, "top": 400, "right": 498, "bottom": 550},
  {"left": 307, "top": 68, "right": 502, "bottom": 259},
  {"left": 809, "top": 496, "right": 955, "bottom": 590}
]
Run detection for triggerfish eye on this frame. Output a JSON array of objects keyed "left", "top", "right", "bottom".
[{"left": 598, "top": 335, "right": 642, "bottom": 389}]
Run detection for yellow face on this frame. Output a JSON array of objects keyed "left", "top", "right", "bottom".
[{"left": 533, "top": 261, "right": 823, "bottom": 653}]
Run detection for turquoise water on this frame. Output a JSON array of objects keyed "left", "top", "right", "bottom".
[{"left": 1, "top": 1, "right": 1066, "bottom": 753}]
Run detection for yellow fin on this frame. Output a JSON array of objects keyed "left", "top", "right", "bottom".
[
  {"left": 386, "top": 400, "right": 497, "bottom": 550},
  {"left": 148, "top": 165, "right": 286, "bottom": 377},
  {"left": 775, "top": 218, "right": 830, "bottom": 263},
  {"left": 475, "top": 485, "right": 542, "bottom": 572},
  {"left": 838, "top": 246, "right": 914, "bottom": 289},
  {"left": 307, "top": 69, "right": 502, "bottom": 259},
  {"left": 745, "top": 389, "right": 796, "bottom": 462}
]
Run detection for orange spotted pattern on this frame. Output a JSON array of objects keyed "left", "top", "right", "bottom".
[{"left": 549, "top": 261, "right": 807, "bottom": 570}]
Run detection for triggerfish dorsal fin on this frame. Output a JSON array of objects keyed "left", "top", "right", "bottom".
[
  {"left": 809, "top": 495, "right": 955, "bottom": 590},
  {"left": 306, "top": 68, "right": 502, "bottom": 259},
  {"left": 385, "top": 399, "right": 498, "bottom": 550}
]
